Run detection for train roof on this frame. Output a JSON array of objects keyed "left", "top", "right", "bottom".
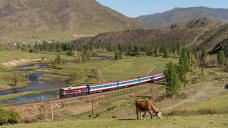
[
  {"left": 61, "top": 86, "right": 87, "bottom": 90},
  {"left": 88, "top": 72, "right": 164, "bottom": 87}
]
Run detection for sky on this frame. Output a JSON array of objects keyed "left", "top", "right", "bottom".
[{"left": 97, "top": 0, "right": 228, "bottom": 17}]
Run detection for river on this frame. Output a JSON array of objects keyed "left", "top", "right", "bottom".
[
  {"left": 0, "top": 63, "right": 67, "bottom": 105},
  {"left": 0, "top": 55, "right": 112, "bottom": 105}
]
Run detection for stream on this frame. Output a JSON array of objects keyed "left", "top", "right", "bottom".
[
  {"left": 0, "top": 63, "right": 67, "bottom": 105},
  {"left": 0, "top": 56, "right": 112, "bottom": 105}
]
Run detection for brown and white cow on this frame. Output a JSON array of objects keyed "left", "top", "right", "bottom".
[{"left": 135, "top": 98, "right": 162, "bottom": 120}]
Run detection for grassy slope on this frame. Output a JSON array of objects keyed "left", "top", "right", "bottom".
[
  {"left": 54, "top": 56, "right": 172, "bottom": 84},
  {"left": 188, "top": 94, "right": 228, "bottom": 111},
  {"left": 6, "top": 114, "right": 228, "bottom": 128}
]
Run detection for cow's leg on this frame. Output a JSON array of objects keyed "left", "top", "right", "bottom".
[
  {"left": 148, "top": 111, "right": 153, "bottom": 119},
  {"left": 136, "top": 110, "right": 139, "bottom": 120},
  {"left": 142, "top": 111, "right": 146, "bottom": 117},
  {"left": 136, "top": 102, "right": 139, "bottom": 120},
  {"left": 140, "top": 112, "right": 143, "bottom": 120}
]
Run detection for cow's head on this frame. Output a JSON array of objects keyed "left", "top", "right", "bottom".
[{"left": 157, "top": 111, "right": 162, "bottom": 119}]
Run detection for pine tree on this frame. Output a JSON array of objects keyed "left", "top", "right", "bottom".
[
  {"left": 154, "top": 47, "right": 159, "bottom": 57},
  {"left": 217, "top": 50, "right": 225, "bottom": 67},
  {"left": 177, "top": 43, "right": 181, "bottom": 57},
  {"left": 114, "top": 50, "right": 123, "bottom": 60},
  {"left": 126, "top": 45, "right": 133, "bottom": 56},
  {"left": 191, "top": 53, "right": 197, "bottom": 67},
  {"left": 179, "top": 48, "right": 191, "bottom": 72},
  {"left": 163, "top": 46, "right": 169, "bottom": 58},
  {"left": 176, "top": 65, "right": 187, "bottom": 87},
  {"left": 55, "top": 54, "right": 61, "bottom": 65},
  {"left": 200, "top": 49, "right": 207, "bottom": 66},
  {"left": 165, "top": 62, "right": 180, "bottom": 97}
]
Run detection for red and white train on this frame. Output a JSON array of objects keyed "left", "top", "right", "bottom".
[{"left": 59, "top": 72, "right": 165, "bottom": 98}]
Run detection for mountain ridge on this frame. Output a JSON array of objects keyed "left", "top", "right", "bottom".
[
  {"left": 76, "top": 17, "right": 220, "bottom": 46},
  {"left": 136, "top": 7, "right": 228, "bottom": 28}
]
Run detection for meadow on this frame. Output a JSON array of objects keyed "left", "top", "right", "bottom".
[
  {"left": 0, "top": 50, "right": 173, "bottom": 102},
  {"left": 5, "top": 114, "right": 228, "bottom": 128}
]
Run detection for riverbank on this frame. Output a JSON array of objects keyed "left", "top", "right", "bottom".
[{"left": 0, "top": 88, "right": 58, "bottom": 104}]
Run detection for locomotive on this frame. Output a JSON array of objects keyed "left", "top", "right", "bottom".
[{"left": 59, "top": 72, "right": 165, "bottom": 98}]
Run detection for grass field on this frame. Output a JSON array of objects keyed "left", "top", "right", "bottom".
[
  {"left": 5, "top": 114, "right": 228, "bottom": 128},
  {"left": 0, "top": 50, "right": 56, "bottom": 63},
  {"left": 0, "top": 51, "right": 173, "bottom": 101},
  {"left": 53, "top": 56, "right": 173, "bottom": 85}
]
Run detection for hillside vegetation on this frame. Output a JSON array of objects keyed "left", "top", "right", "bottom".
[{"left": 83, "top": 17, "right": 218, "bottom": 45}]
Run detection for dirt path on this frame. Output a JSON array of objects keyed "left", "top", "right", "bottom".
[{"left": 161, "top": 72, "right": 228, "bottom": 111}]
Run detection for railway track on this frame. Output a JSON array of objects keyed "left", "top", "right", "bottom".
[
  {"left": 0, "top": 81, "right": 164, "bottom": 121},
  {"left": 0, "top": 81, "right": 162, "bottom": 108}
]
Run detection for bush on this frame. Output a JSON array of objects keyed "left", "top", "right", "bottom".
[
  {"left": 0, "top": 110, "right": 9, "bottom": 125},
  {"left": 8, "top": 111, "right": 20, "bottom": 124},
  {"left": 225, "top": 84, "right": 228, "bottom": 89},
  {"left": 0, "top": 109, "right": 20, "bottom": 125}
]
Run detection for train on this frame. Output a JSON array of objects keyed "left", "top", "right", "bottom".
[{"left": 59, "top": 72, "right": 165, "bottom": 98}]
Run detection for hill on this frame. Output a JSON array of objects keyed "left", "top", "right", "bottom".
[
  {"left": 193, "top": 23, "right": 228, "bottom": 54},
  {"left": 209, "top": 38, "right": 228, "bottom": 56},
  {"left": 136, "top": 7, "right": 228, "bottom": 28},
  {"left": 0, "top": 0, "right": 141, "bottom": 42},
  {"left": 81, "top": 17, "right": 219, "bottom": 46}
]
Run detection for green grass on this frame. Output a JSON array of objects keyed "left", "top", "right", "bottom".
[
  {"left": 5, "top": 114, "right": 228, "bottom": 128},
  {"left": 53, "top": 56, "right": 173, "bottom": 85},
  {"left": 0, "top": 50, "right": 56, "bottom": 63},
  {"left": 188, "top": 94, "right": 228, "bottom": 111},
  {"left": 0, "top": 53, "right": 173, "bottom": 103}
]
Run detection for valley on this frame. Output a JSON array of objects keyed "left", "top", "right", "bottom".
[{"left": 0, "top": 0, "right": 227, "bottom": 128}]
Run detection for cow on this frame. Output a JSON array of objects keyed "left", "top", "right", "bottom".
[{"left": 135, "top": 98, "right": 162, "bottom": 120}]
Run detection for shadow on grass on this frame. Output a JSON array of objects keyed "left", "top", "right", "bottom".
[{"left": 118, "top": 118, "right": 137, "bottom": 121}]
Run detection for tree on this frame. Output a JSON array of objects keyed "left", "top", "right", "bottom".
[
  {"left": 177, "top": 43, "right": 181, "bottom": 57},
  {"left": 165, "top": 62, "right": 180, "bottom": 97},
  {"left": 80, "top": 50, "right": 91, "bottom": 63},
  {"left": 55, "top": 54, "right": 61, "bottom": 65},
  {"left": 96, "top": 67, "right": 104, "bottom": 82},
  {"left": 163, "top": 46, "right": 169, "bottom": 58},
  {"left": 191, "top": 53, "right": 197, "bottom": 67},
  {"left": 154, "top": 47, "right": 159, "bottom": 57},
  {"left": 114, "top": 50, "right": 123, "bottom": 60},
  {"left": 71, "top": 69, "right": 83, "bottom": 83},
  {"left": 67, "top": 50, "right": 74, "bottom": 56},
  {"left": 10, "top": 73, "right": 27, "bottom": 90},
  {"left": 179, "top": 48, "right": 191, "bottom": 72},
  {"left": 217, "top": 50, "right": 225, "bottom": 67},
  {"left": 176, "top": 65, "right": 187, "bottom": 87},
  {"left": 200, "top": 49, "right": 207, "bottom": 66}
]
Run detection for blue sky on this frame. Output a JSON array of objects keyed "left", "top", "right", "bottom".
[{"left": 97, "top": 0, "right": 228, "bottom": 17}]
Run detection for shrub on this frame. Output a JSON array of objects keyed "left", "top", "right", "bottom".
[
  {"left": 0, "top": 110, "right": 9, "bottom": 125},
  {"left": 0, "top": 109, "right": 20, "bottom": 125},
  {"left": 8, "top": 111, "right": 20, "bottom": 124}
]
